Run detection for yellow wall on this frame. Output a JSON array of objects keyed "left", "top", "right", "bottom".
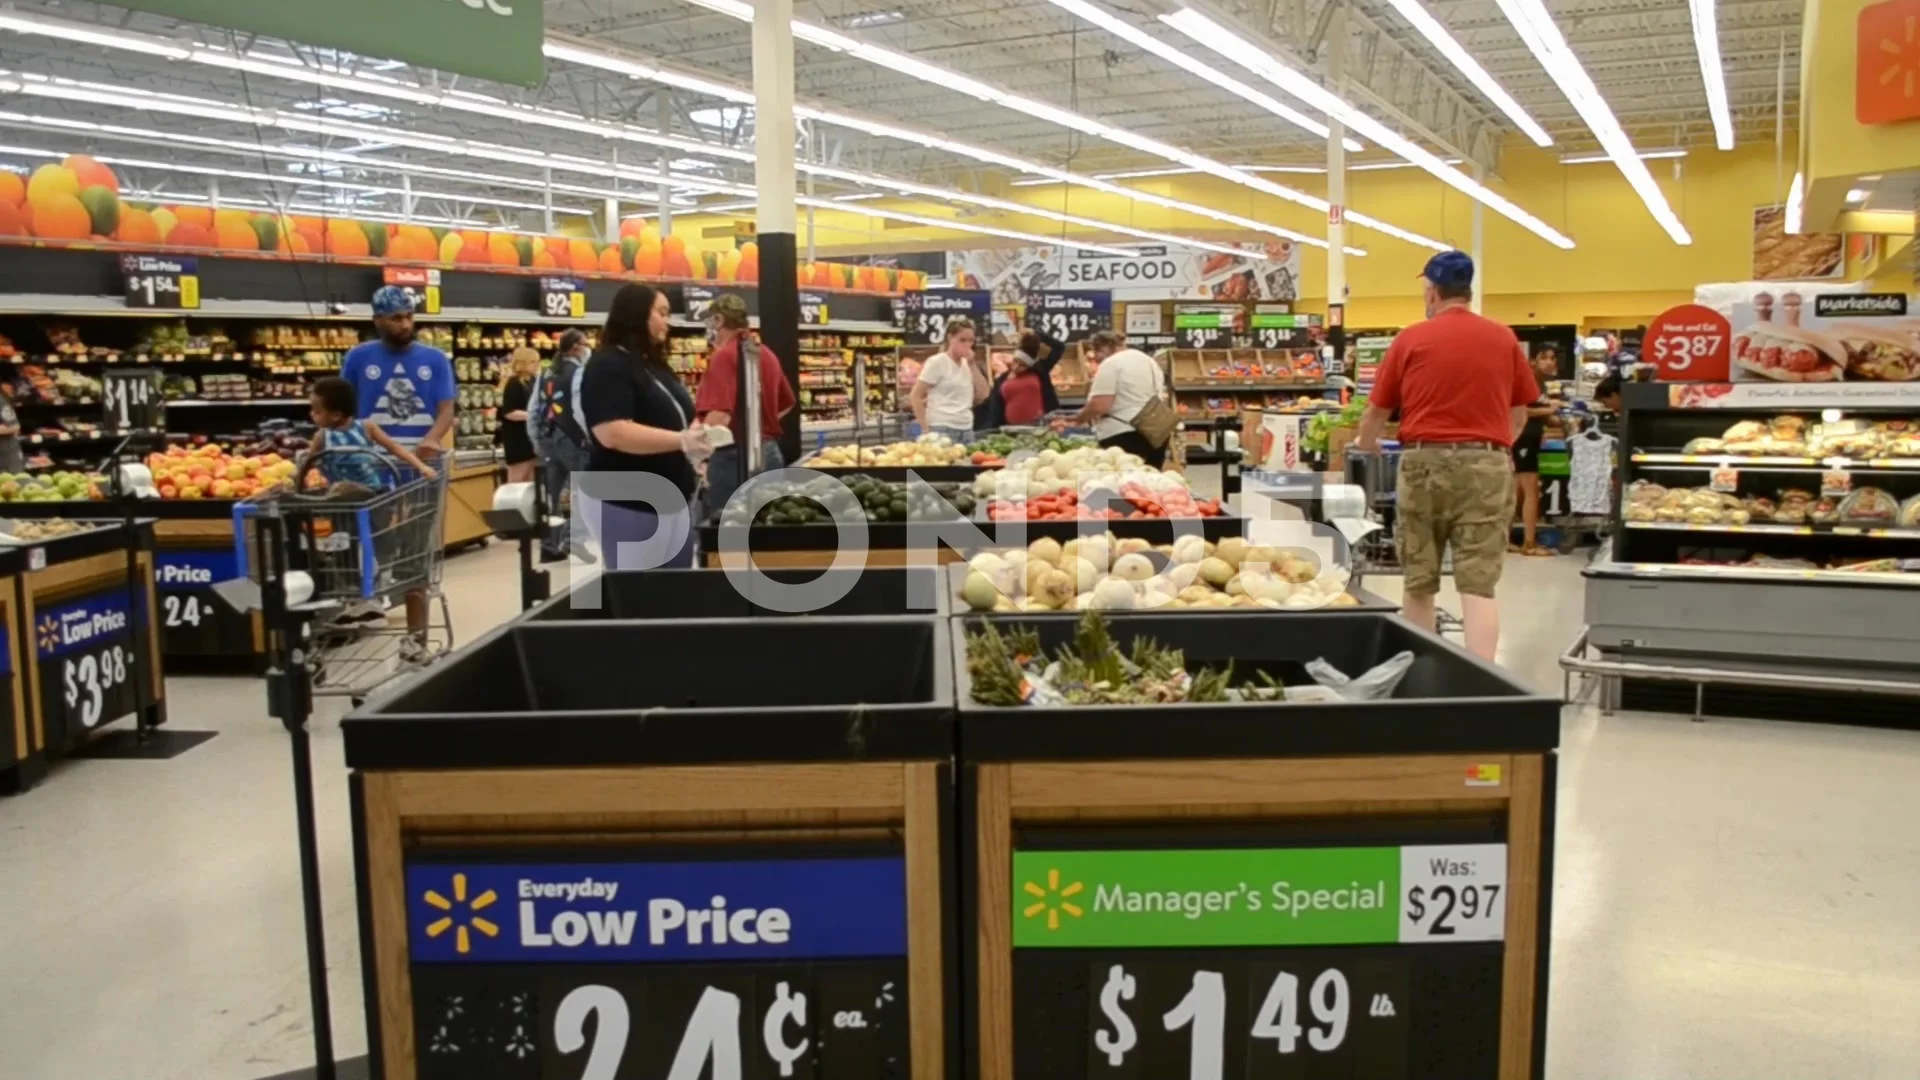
[{"left": 670, "top": 140, "right": 1867, "bottom": 331}]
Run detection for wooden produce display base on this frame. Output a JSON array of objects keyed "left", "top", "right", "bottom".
[
  {"left": 355, "top": 761, "right": 955, "bottom": 1080},
  {"left": 441, "top": 462, "right": 501, "bottom": 550},
  {"left": 968, "top": 754, "right": 1553, "bottom": 1080}
]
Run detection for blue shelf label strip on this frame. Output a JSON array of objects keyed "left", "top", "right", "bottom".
[{"left": 406, "top": 857, "right": 909, "bottom": 964}]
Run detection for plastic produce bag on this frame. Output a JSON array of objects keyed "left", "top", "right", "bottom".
[{"left": 1306, "top": 651, "right": 1415, "bottom": 701}]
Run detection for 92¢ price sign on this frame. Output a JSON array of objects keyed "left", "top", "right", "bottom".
[
  {"left": 1011, "top": 844, "right": 1508, "bottom": 1079},
  {"left": 541, "top": 277, "right": 589, "bottom": 319},
  {"left": 1646, "top": 303, "right": 1732, "bottom": 381}
]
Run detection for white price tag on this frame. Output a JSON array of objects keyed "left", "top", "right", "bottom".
[{"left": 1398, "top": 844, "right": 1506, "bottom": 943}]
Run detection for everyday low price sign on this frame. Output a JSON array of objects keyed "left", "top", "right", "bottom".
[
  {"left": 121, "top": 254, "right": 199, "bottom": 310},
  {"left": 406, "top": 856, "right": 910, "bottom": 1080},
  {"left": 1029, "top": 290, "right": 1112, "bottom": 342},
  {"left": 904, "top": 289, "right": 991, "bottom": 345},
  {"left": 34, "top": 587, "right": 141, "bottom": 751}
]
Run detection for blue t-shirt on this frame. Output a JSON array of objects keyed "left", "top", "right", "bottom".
[
  {"left": 344, "top": 340, "right": 455, "bottom": 446},
  {"left": 315, "top": 421, "right": 390, "bottom": 490}
]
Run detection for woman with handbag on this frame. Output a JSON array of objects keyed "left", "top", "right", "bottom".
[{"left": 1073, "top": 330, "right": 1175, "bottom": 468}]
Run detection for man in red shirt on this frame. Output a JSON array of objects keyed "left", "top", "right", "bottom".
[
  {"left": 1355, "top": 251, "right": 1539, "bottom": 660},
  {"left": 694, "top": 294, "right": 797, "bottom": 512}
]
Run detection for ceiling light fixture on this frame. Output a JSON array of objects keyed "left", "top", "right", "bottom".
[
  {"left": 1473, "top": 0, "right": 1690, "bottom": 242},
  {"left": 673, "top": 0, "right": 1428, "bottom": 249},
  {"left": 1687, "top": 0, "right": 1735, "bottom": 150},
  {"left": 0, "top": 11, "right": 190, "bottom": 60},
  {"left": 1558, "top": 148, "right": 1687, "bottom": 165},
  {"left": 1160, "top": 7, "right": 1574, "bottom": 249},
  {"left": 794, "top": 197, "right": 1142, "bottom": 255},
  {"left": 832, "top": 192, "right": 885, "bottom": 201},
  {"left": 1374, "top": 0, "right": 1551, "bottom": 146},
  {"left": 1784, "top": 172, "right": 1804, "bottom": 233},
  {"left": 1036, "top": 0, "right": 1358, "bottom": 149}
]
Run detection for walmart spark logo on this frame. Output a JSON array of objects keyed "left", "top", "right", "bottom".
[
  {"left": 36, "top": 616, "right": 57, "bottom": 654},
  {"left": 422, "top": 872, "right": 500, "bottom": 955},
  {"left": 1857, "top": 0, "right": 1920, "bottom": 124},
  {"left": 1022, "top": 867, "right": 1084, "bottom": 931}
]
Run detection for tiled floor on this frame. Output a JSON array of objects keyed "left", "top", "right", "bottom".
[{"left": 0, "top": 543, "right": 1917, "bottom": 1079}]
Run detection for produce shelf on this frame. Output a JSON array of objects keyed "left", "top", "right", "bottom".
[
  {"left": 1631, "top": 453, "right": 1920, "bottom": 470},
  {"left": 942, "top": 563, "right": 1397, "bottom": 615},
  {"left": 1623, "top": 520, "right": 1920, "bottom": 538},
  {"left": 1595, "top": 561, "right": 1920, "bottom": 588},
  {"left": 701, "top": 514, "right": 1249, "bottom": 569}
]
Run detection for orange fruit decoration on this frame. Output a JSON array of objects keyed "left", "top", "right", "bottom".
[
  {"left": 115, "top": 208, "right": 162, "bottom": 245},
  {"left": 661, "top": 233, "right": 686, "bottom": 262},
  {"left": 634, "top": 245, "right": 662, "bottom": 276},
  {"left": 288, "top": 232, "right": 312, "bottom": 255},
  {"left": 660, "top": 247, "right": 693, "bottom": 279},
  {"left": 31, "top": 192, "right": 92, "bottom": 239},
  {"left": 170, "top": 205, "right": 214, "bottom": 231},
  {"left": 215, "top": 217, "right": 259, "bottom": 251},
  {"left": 457, "top": 230, "right": 490, "bottom": 266},
  {"left": 323, "top": 218, "right": 370, "bottom": 258},
  {"left": 0, "top": 201, "right": 29, "bottom": 237},
  {"left": 855, "top": 265, "right": 875, "bottom": 291},
  {"left": 569, "top": 239, "right": 599, "bottom": 274},
  {"left": 487, "top": 232, "right": 520, "bottom": 267},
  {"left": 0, "top": 172, "right": 25, "bottom": 208},
  {"left": 718, "top": 248, "right": 742, "bottom": 283},
  {"left": 167, "top": 222, "right": 216, "bottom": 249},
  {"left": 533, "top": 248, "right": 560, "bottom": 269},
  {"left": 737, "top": 241, "right": 759, "bottom": 283},
  {"left": 25, "top": 165, "right": 79, "bottom": 208},
  {"left": 597, "top": 245, "right": 623, "bottom": 273},
  {"left": 63, "top": 155, "right": 118, "bottom": 192}
]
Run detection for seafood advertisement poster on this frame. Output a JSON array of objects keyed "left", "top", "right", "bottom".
[{"left": 946, "top": 241, "right": 1301, "bottom": 306}]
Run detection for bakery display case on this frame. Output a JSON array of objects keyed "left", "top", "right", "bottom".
[{"left": 1572, "top": 380, "right": 1920, "bottom": 722}]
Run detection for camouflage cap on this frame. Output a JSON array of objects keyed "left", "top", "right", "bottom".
[{"left": 711, "top": 293, "right": 750, "bottom": 327}]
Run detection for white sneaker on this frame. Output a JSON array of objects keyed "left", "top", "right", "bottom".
[{"left": 398, "top": 636, "right": 431, "bottom": 666}]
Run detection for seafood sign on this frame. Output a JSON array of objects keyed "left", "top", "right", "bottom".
[{"left": 948, "top": 242, "right": 1302, "bottom": 305}]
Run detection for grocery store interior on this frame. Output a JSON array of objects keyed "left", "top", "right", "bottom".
[{"left": 0, "top": 0, "right": 1915, "bottom": 1079}]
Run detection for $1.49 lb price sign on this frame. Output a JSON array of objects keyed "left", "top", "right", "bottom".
[
  {"left": 406, "top": 856, "right": 911, "bottom": 1080},
  {"left": 1646, "top": 303, "right": 1732, "bottom": 381},
  {"left": 1012, "top": 844, "right": 1508, "bottom": 1080}
]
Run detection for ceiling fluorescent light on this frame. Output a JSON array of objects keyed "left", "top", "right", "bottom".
[
  {"left": 672, "top": 0, "right": 1424, "bottom": 249},
  {"left": 1038, "top": 0, "right": 1359, "bottom": 150},
  {"left": 542, "top": 41, "right": 758, "bottom": 104},
  {"left": 1784, "top": 173, "right": 1803, "bottom": 234},
  {"left": 833, "top": 193, "right": 885, "bottom": 201},
  {"left": 1161, "top": 7, "right": 1574, "bottom": 250},
  {"left": 1687, "top": 0, "right": 1735, "bottom": 151},
  {"left": 1375, "top": 0, "right": 1551, "bottom": 146},
  {"left": 0, "top": 12, "right": 191, "bottom": 60},
  {"left": 1475, "top": 0, "right": 1689, "bottom": 243},
  {"left": 1559, "top": 148, "right": 1687, "bottom": 165},
  {"left": 799, "top": 197, "right": 1141, "bottom": 256}
]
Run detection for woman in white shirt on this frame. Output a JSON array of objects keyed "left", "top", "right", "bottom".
[
  {"left": 1074, "top": 330, "right": 1169, "bottom": 467},
  {"left": 911, "top": 316, "right": 990, "bottom": 443}
]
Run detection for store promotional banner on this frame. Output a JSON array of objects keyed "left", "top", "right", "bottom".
[
  {"left": 115, "top": 0, "right": 545, "bottom": 86},
  {"left": 949, "top": 242, "right": 1302, "bottom": 306},
  {"left": 1696, "top": 283, "right": 1920, "bottom": 383},
  {"left": 406, "top": 857, "right": 907, "bottom": 963}
]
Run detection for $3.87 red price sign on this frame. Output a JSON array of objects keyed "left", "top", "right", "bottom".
[{"left": 1647, "top": 303, "right": 1732, "bottom": 381}]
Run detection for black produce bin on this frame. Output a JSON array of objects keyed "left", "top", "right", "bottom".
[
  {"left": 526, "top": 565, "right": 949, "bottom": 621},
  {"left": 954, "top": 611, "right": 1557, "bottom": 760},
  {"left": 348, "top": 616, "right": 954, "bottom": 768}
]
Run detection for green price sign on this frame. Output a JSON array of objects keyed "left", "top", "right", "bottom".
[{"left": 1012, "top": 845, "right": 1508, "bottom": 948}]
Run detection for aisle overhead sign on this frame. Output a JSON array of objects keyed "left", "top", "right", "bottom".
[{"left": 115, "top": 0, "right": 545, "bottom": 87}]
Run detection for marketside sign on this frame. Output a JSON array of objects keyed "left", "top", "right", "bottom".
[
  {"left": 1013, "top": 846, "right": 1506, "bottom": 948},
  {"left": 116, "top": 0, "right": 545, "bottom": 87}
]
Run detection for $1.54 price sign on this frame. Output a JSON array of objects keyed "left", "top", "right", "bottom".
[
  {"left": 1647, "top": 303, "right": 1731, "bottom": 381},
  {"left": 121, "top": 254, "right": 200, "bottom": 310}
]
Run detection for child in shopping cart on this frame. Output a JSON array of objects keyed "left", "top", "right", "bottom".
[{"left": 302, "top": 377, "right": 438, "bottom": 633}]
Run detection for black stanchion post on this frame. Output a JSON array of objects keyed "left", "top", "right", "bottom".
[{"left": 256, "top": 510, "right": 337, "bottom": 1080}]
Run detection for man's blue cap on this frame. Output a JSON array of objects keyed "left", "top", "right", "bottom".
[
  {"left": 371, "top": 285, "right": 417, "bottom": 317},
  {"left": 1419, "top": 250, "right": 1474, "bottom": 290}
]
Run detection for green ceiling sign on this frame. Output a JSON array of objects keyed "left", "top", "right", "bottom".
[{"left": 120, "top": 0, "right": 545, "bottom": 87}]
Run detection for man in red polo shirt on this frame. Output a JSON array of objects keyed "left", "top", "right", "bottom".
[
  {"left": 1355, "top": 251, "right": 1538, "bottom": 661},
  {"left": 695, "top": 294, "right": 796, "bottom": 512}
]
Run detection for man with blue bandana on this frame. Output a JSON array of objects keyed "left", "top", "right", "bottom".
[{"left": 346, "top": 286, "right": 456, "bottom": 456}]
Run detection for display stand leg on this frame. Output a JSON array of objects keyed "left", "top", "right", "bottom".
[{"left": 287, "top": 721, "right": 337, "bottom": 1080}]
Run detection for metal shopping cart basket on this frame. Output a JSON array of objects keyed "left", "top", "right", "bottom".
[
  {"left": 232, "top": 447, "right": 453, "bottom": 700},
  {"left": 1343, "top": 442, "right": 1464, "bottom": 636}
]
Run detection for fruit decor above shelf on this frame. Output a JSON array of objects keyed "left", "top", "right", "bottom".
[{"left": 1, "top": 155, "right": 930, "bottom": 294}]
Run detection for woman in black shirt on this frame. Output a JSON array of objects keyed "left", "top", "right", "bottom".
[
  {"left": 496, "top": 346, "right": 539, "bottom": 483},
  {"left": 579, "top": 283, "right": 713, "bottom": 568}
]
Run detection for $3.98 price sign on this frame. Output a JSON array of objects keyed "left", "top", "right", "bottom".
[
  {"left": 63, "top": 644, "right": 130, "bottom": 732},
  {"left": 410, "top": 964, "right": 908, "bottom": 1080},
  {"left": 34, "top": 590, "right": 142, "bottom": 749}
]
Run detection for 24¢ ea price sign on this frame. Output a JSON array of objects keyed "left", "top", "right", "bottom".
[
  {"left": 405, "top": 855, "right": 911, "bottom": 1080},
  {"left": 1647, "top": 303, "right": 1732, "bottom": 381},
  {"left": 1011, "top": 844, "right": 1508, "bottom": 1079}
]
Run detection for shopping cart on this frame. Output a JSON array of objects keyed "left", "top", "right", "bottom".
[
  {"left": 1343, "top": 443, "right": 1464, "bottom": 637},
  {"left": 232, "top": 447, "right": 453, "bottom": 700}
]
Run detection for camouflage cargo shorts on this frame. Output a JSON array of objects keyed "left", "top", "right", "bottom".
[{"left": 1395, "top": 446, "right": 1513, "bottom": 598}]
